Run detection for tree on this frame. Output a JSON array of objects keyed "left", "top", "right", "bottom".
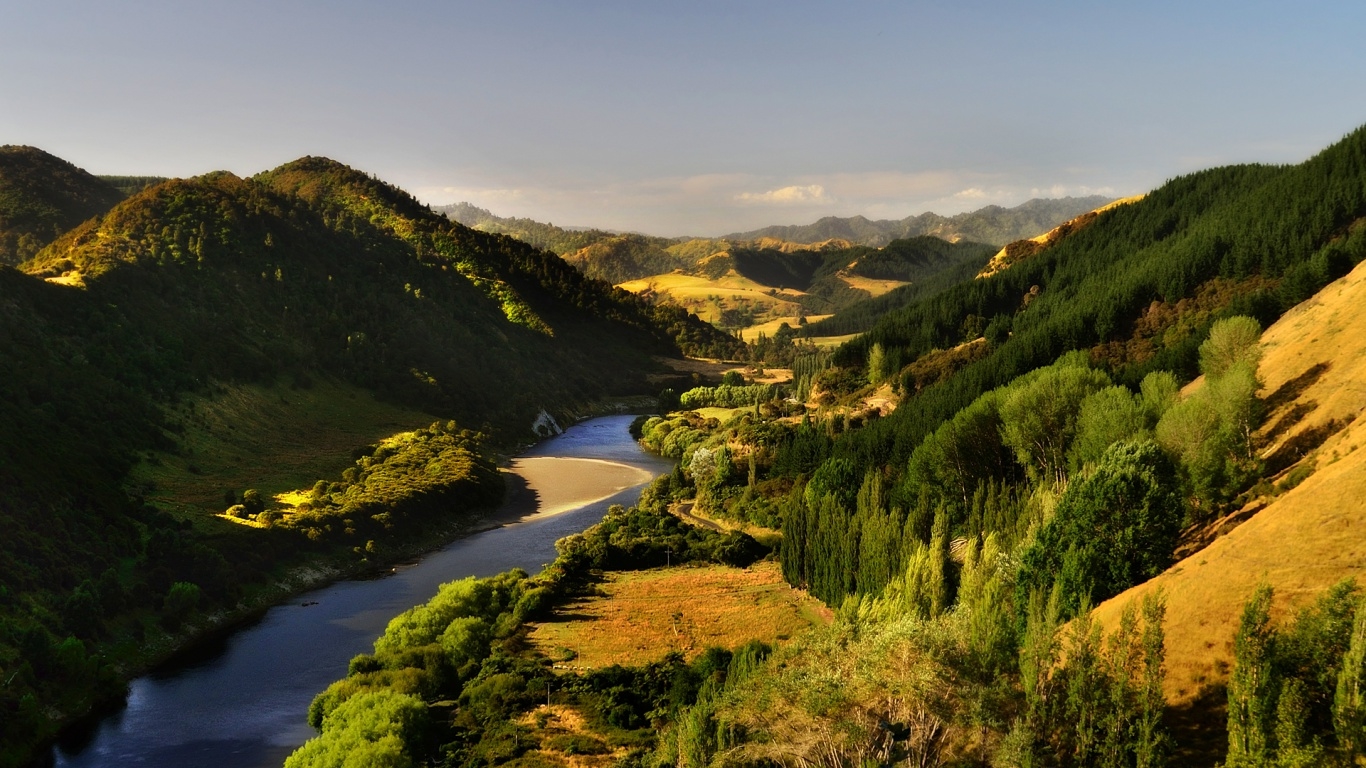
[
  {"left": 1200, "top": 315, "right": 1263, "bottom": 380},
  {"left": 867, "top": 342, "right": 888, "bottom": 385},
  {"left": 1335, "top": 597, "right": 1366, "bottom": 757},
  {"left": 242, "top": 488, "right": 265, "bottom": 515},
  {"left": 999, "top": 364, "right": 1111, "bottom": 487},
  {"left": 1017, "top": 440, "right": 1184, "bottom": 618},
  {"left": 1069, "top": 385, "right": 1148, "bottom": 474},
  {"left": 1227, "top": 584, "right": 1278, "bottom": 768}
]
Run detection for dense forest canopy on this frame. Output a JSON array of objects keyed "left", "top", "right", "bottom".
[{"left": 0, "top": 145, "right": 125, "bottom": 265}]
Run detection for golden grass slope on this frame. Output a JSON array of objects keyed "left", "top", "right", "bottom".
[
  {"left": 1093, "top": 257, "right": 1366, "bottom": 705},
  {"left": 976, "top": 195, "right": 1145, "bottom": 279},
  {"left": 527, "top": 561, "right": 829, "bottom": 669},
  {"left": 616, "top": 271, "right": 805, "bottom": 325}
]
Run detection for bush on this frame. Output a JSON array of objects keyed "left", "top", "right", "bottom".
[{"left": 1017, "top": 440, "right": 1184, "bottom": 618}]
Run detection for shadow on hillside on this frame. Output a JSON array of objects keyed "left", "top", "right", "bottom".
[
  {"left": 1265, "top": 417, "right": 1349, "bottom": 477},
  {"left": 1263, "top": 361, "right": 1330, "bottom": 414},
  {"left": 1167, "top": 682, "right": 1229, "bottom": 767}
]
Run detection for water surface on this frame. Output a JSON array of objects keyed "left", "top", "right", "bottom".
[{"left": 52, "top": 415, "right": 669, "bottom": 768}]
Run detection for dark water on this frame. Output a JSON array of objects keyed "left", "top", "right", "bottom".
[{"left": 51, "top": 415, "right": 670, "bottom": 768}]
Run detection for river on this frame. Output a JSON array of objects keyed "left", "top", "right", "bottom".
[{"left": 50, "top": 415, "right": 671, "bottom": 768}]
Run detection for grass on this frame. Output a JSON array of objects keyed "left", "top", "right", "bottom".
[
  {"left": 1093, "top": 257, "right": 1366, "bottom": 708},
  {"left": 617, "top": 271, "right": 804, "bottom": 325},
  {"left": 691, "top": 406, "right": 749, "bottom": 422},
  {"left": 527, "top": 560, "right": 828, "bottom": 669},
  {"left": 737, "top": 315, "right": 833, "bottom": 342},
  {"left": 837, "top": 275, "right": 908, "bottom": 297},
  {"left": 514, "top": 705, "right": 628, "bottom": 768},
  {"left": 127, "top": 377, "right": 439, "bottom": 520},
  {"left": 809, "top": 333, "right": 860, "bottom": 349}
]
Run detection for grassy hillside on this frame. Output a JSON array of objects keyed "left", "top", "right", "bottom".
[
  {"left": 617, "top": 237, "right": 995, "bottom": 342},
  {"left": 0, "top": 146, "right": 125, "bottom": 265},
  {"left": 818, "top": 126, "right": 1366, "bottom": 477},
  {"left": 1089, "top": 256, "right": 1366, "bottom": 749},
  {"left": 0, "top": 154, "right": 742, "bottom": 765}
]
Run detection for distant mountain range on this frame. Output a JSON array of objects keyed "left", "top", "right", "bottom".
[
  {"left": 721, "top": 196, "right": 1115, "bottom": 247},
  {"left": 438, "top": 195, "right": 1113, "bottom": 254}
]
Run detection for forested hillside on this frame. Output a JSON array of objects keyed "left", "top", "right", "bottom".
[
  {"left": 0, "top": 146, "right": 125, "bottom": 265},
  {"left": 0, "top": 154, "right": 740, "bottom": 765}
]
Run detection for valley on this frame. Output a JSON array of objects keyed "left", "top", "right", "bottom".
[{"left": 4, "top": 125, "right": 1366, "bottom": 768}]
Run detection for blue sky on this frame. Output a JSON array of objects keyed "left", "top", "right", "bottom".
[{"left": 3, "top": 0, "right": 1364, "bottom": 235}]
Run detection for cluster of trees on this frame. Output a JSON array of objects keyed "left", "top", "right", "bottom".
[
  {"left": 778, "top": 321, "right": 1263, "bottom": 613},
  {"left": 1224, "top": 581, "right": 1366, "bottom": 767},
  {"left": 233, "top": 421, "right": 505, "bottom": 547},
  {"left": 287, "top": 496, "right": 770, "bottom": 767},
  {"left": 677, "top": 383, "right": 781, "bottom": 410}
]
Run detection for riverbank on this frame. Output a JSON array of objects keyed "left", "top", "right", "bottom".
[{"left": 45, "top": 416, "right": 671, "bottom": 768}]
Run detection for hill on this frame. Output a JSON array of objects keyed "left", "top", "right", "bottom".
[
  {"left": 0, "top": 145, "right": 125, "bottom": 265},
  {"left": 0, "top": 154, "right": 741, "bottom": 765},
  {"left": 722, "top": 195, "right": 1115, "bottom": 247},
  {"left": 1090, "top": 254, "right": 1366, "bottom": 760},
  {"left": 437, "top": 201, "right": 666, "bottom": 256},
  {"left": 438, "top": 197, "right": 1113, "bottom": 287}
]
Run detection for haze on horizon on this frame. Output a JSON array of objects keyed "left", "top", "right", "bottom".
[{"left": 3, "top": 0, "right": 1364, "bottom": 237}]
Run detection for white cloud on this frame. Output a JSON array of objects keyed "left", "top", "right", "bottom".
[
  {"left": 735, "top": 184, "right": 830, "bottom": 204},
  {"left": 953, "top": 187, "right": 988, "bottom": 200}
]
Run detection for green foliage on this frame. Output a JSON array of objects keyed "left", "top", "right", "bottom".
[
  {"left": 287, "top": 492, "right": 772, "bottom": 768},
  {"left": 677, "top": 383, "right": 778, "bottom": 409},
  {"left": 283, "top": 422, "right": 503, "bottom": 543},
  {"left": 1016, "top": 440, "right": 1184, "bottom": 619},
  {"left": 0, "top": 145, "right": 124, "bottom": 265},
  {"left": 286, "top": 690, "right": 430, "bottom": 768},
  {"left": 1069, "top": 385, "right": 1150, "bottom": 473},
  {"left": 794, "top": 128, "right": 1366, "bottom": 501},
  {"left": 1227, "top": 585, "right": 1281, "bottom": 767},
  {"left": 1200, "top": 315, "right": 1264, "bottom": 380},
  {"left": 1219, "top": 583, "right": 1366, "bottom": 767},
  {"left": 1335, "top": 594, "right": 1366, "bottom": 756},
  {"left": 998, "top": 362, "right": 1112, "bottom": 487}
]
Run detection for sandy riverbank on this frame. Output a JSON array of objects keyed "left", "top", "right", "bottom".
[{"left": 492, "top": 457, "right": 659, "bottom": 525}]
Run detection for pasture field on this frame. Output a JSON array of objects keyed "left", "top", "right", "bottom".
[{"left": 527, "top": 560, "right": 828, "bottom": 669}]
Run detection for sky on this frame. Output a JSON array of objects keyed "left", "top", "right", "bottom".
[{"left": 3, "top": 1, "right": 1365, "bottom": 236}]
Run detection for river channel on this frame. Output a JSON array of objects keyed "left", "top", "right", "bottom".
[{"left": 51, "top": 415, "right": 671, "bottom": 768}]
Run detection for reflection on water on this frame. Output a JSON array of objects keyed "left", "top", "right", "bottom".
[{"left": 52, "top": 415, "right": 669, "bottom": 768}]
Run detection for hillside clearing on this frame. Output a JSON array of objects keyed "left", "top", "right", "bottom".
[
  {"left": 527, "top": 561, "right": 828, "bottom": 669},
  {"left": 837, "top": 274, "right": 908, "bottom": 297}
]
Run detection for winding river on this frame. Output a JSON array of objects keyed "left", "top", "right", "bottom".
[{"left": 51, "top": 415, "right": 671, "bottom": 768}]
